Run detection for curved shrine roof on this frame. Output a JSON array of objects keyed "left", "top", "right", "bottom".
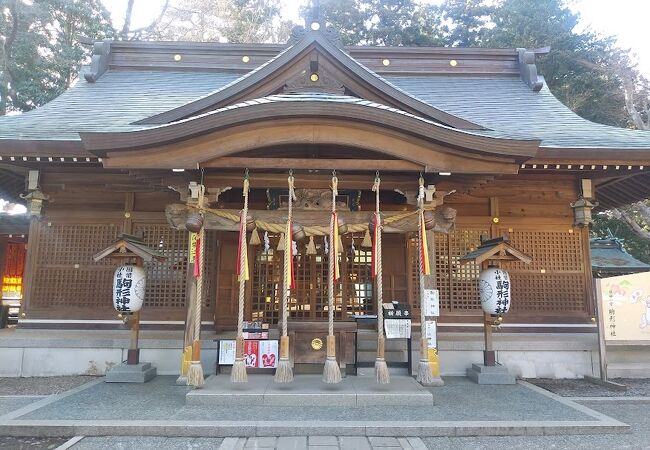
[{"left": 1, "top": 32, "right": 650, "bottom": 157}]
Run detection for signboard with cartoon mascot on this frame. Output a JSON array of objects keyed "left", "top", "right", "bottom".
[{"left": 600, "top": 272, "right": 650, "bottom": 341}]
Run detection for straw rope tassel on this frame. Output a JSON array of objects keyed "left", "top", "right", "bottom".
[
  {"left": 187, "top": 186, "right": 206, "bottom": 388},
  {"left": 275, "top": 171, "right": 295, "bottom": 383},
  {"left": 416, "top": 176, "right": 435, "bottom": 385},
  {"left": 323, "top": 172, "right": 342, "bottom": 384},
  {"left": 232, "top": 173, "right": 250, "bottom": 383},
  {"left": 373, "top": 174, "right": 390, "bottom": 384}
]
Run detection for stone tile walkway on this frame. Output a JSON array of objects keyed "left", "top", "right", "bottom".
[{"left": 63, "top": 435, "right": 427, "bottom": 449}]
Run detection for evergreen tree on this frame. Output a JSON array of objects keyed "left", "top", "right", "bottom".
[{"left": 0, "top": 0, "right": 114, "bottom": 115}]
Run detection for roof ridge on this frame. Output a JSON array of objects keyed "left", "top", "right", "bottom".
[{"left": 131, "top": 28, "right": 485, "bottom": 130}]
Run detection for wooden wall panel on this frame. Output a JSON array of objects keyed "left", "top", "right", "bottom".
[{"left": 28, "top": 220, "right": 120, "bottom": 319}]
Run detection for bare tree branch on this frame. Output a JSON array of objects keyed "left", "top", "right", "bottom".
[
  {"left": 127, "top": 0, "right": 171, "bottom": 39},
  {"left": 121, "top": 0, "right": 135, "bottom": 37},
  {"left": 613, "top": 207, "right": 650, "bottom": 241}
]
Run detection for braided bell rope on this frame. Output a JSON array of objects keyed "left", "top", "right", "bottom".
[
  {"left": 237, "top": 176, "right": 250, "bottom": 340},
  {"left": 328, "top": 174, "right": 338, "bottom": 338},
  {"left": 417, "top": 177, "right": 427, "bottom": 350},
  {"left": 194, "top": 186, "right": 205, "bottom": 341},
  {"left": 281, "top": 172, "right": 296, "bottom": 338},
  {"left": 373, "top": 176, "right": 384, "bottom": 340}
]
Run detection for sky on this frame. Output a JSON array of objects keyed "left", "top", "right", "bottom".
[{"left": 101, "top": 0, "right": 650, "bottom": 77}]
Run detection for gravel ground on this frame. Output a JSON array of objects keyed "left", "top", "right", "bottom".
[
  {"left": 527, "top": 378, "right": 650, "bottom": 397},
  {"left": 0, "top": 376, "right": 97, "bottom": 396},
  {"left": 0, "top": 436, "right": 68, "bottom": 450},
  {"left": 68, "top": 437, "right": 224, "bottom": 449},
  {"left": 424, "top": 400, "right": 650, "bottom": 450}
]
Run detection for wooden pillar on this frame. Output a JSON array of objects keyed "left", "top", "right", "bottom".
[
  {"left": 481, "top": 260, "right": 495, "bottom": 366},
  {"left": 20, "top": 217, "right": 40, "bottom": 318},
  {"left": 127, "top": 256, "right": 144, "bottom": 365},
  {"left": 484, "top": 197, "right": 499, "bottom": 367}
]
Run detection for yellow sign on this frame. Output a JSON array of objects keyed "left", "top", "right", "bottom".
[
  {"left": 599, "top": 272, "right": 650, "bottom": 341},
  {"left": 188, "top": 233, "right": 197, "bottom": 263}
]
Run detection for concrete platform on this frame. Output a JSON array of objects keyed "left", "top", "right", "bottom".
[
  {"left": 186, "top": 375, "right": 433, "bottom": 407},
  {"left": 466, "top": 363, "right": 516, "bottom": 385},
  {"left": 104, "top": 362, "right": 157, "bottom": 383},
  {"left": 0, "top": 376, "right": 631, "bottom": 438}
]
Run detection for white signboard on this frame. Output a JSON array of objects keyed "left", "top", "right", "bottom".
[
  {"left": 218, "top": 339, "right": 279, "bottom": 368},
  {"left": 425, "top": 320, "right": 437, "bottom": 348},
  {"left": 384, "top": 319, "right": 412, "bottom": 339},
  {"left": 423, "top": 289, "right": 440, "bottom": 317},
  {"left": 218, "top": 340, "right": 236, "bottom": 365}
]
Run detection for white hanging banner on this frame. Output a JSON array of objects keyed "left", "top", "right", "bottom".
[
  {"left": 423, "top": 289, "right": 440, "bottom": 317},
  {"left": 425, "top": 320, "right": 437, "bottom": 348}
]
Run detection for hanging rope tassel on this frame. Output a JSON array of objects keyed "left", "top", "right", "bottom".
[
  {"left": 323, "top": 172, "right": 342, "bottom": 384},
  {"left": 187, "top": 186, "right": 206, "bottom": 388},
  {"left": 361, "top": 229, "right": 372, "bottom": 248},
  {"left": 306, "top": 235, "right": 317, "bottom": 255},
  {"left": 249, "top": 227, "right": 261, "bottom": 246},
  {"left": 416, "top": 175, "right": 436, "bottom": 385},
  {"left": 276, "top": 232, "right": 285, "bottom": 251},
  {"left": 372, "top": 173, "right": 390, "bottom": 384},
  {"left": 275, "top": 171, "right": 295, "bottom": 383},
  {"left": 232, "top": 172, "right": 251, "bottom": 383}
]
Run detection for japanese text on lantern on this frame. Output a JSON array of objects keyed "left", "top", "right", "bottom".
[
  {"left": 114, "top": 266, "right": 134, "bottom": 312},
  {"left": 494, "top": 269, "right": 510, "bottom": 314}
]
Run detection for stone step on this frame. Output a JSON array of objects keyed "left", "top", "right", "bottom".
[
  {"left": 186, "top": 374, "right": 433, "bottom": 407},
  {"left": 466, "top": 364, "right": 515, "bottom": 385},
  {"left": 104, "top": 362, "right": 157, "bottom": 383},
  {"left": 356, "top": 350, "right": 408, "bottom": 363},
  {"left": 607, "top": 363, "right": 650, "bottom": 378},
  {"left": 356, "top": 339, "right": 407, "bottom": 352}
]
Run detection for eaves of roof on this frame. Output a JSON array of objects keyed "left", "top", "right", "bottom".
[{"left": 80, "top": 93, "right": 540, "bottom": 162}]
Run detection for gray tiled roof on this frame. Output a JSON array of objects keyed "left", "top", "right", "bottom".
[
  {"left": 591, "top": 238, "right": 650, "bottom": 276},
  {"left": 0, "top": 70, "right": 240, "bottom": 141},
  {"left": 385, "top": 75, "right": 650, "bottom": 149},
  {"left": 2, "top": 64, "right": 650, "bottom": 150}
]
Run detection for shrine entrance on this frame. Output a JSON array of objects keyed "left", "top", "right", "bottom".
[{"left": 249, "top": 233, "right": 375, "bottom": 323}]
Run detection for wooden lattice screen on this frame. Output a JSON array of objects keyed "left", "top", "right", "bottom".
[
  {"left": 409, "top": 226, "right": 589, "bottom": 316},
  {"left": 502, "top": 228, "right": 588, "bottom": 313},
  {"left": 250, "top": 234, "right": 373, "bottom": 322},
  {"left": 133, "top": 224, "right": 217, "bottom": 311},
  {"left": 30, "top": 222, "right": 120, "bottom": 310},
  {"left": 412, "top": 227, "right": 488, "bottom": 313},
  {"left": 29, "top": 221, "right": 216, "bottom": 317}
]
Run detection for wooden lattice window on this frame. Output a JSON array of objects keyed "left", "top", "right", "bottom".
[
  {"left": 251, "top": 247, "right": 281, "bottom": 323},
  {"left": 250, "top": 234, "right": 373, "bottom": 322},
  {"left": 504, "top": 229, "right": 588, "bottom": 314},
  {"left": 344, "top": 241, "right": 374, "bottom": 317},
  {"left": 31, "top": 222, "right": 120, "bottom": 309},
  {"left": 133, "top": 224, "right": 216, "bottom": 311},
  {"left": 411, "top": 227, "right": 488, "bottom": 313}
]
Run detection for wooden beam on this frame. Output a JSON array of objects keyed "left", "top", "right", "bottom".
[
  {"left": 202, "top": 157, "right": 423, "bottom": 172},
  {"left": 204, "top": 172, "right": 419, "bottom": 190}
]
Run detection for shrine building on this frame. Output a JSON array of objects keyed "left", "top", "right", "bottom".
[{"left": 1, "top": 24, "right": 650, "bottom": 379}]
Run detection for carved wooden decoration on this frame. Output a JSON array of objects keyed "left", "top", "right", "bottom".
[{"left": 284, "top": 68, "right": 345, "bottom": 95}]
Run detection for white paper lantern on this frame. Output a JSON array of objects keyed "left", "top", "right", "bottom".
[
  {"left": 478, "top": 267, "right": 511, "bottom": 315},
  {"left": 113, "top": 265, "right": 146, "bottom": 313}
]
